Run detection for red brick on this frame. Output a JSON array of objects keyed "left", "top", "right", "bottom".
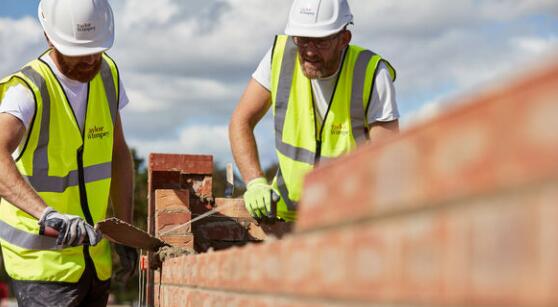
[
  {"left": 156, "top": 211, "right": 191, "bottom": 235},
  {"left": 185, "top": 174, "right": 212, "bottom": 195},
  {"left": 150, "top": 171, "right": 182, "bottom": 190},
  {"left": 194, "top": 220, "right": 248, "bottom": 241},
  {"left": 397, "top": 213, "right": 447, "bottom": 304},
  {"left": 157, "top": 285, "right": 353, "bottom": 307},
  {"left": 160, "top": 233, "right": 194, "bottom": 249},
  {"left": 155, "top": 189, "right": 191, "bottom": 236},
  {"left": 155, "top": 189, "right": 190, "bottom": 211},
  {"left": 149, "top": 153, "right": 213, "bottom": 174},
  {"left": 213, "top": 198, "right": 252, "bottom": 219}
]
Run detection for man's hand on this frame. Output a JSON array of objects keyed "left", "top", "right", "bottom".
[
  {"left": 114, "top": 244, "right": 138, "bottom": 284},
  {"left": 38, "top": 207, "right": 101, "bottom": 247},
  {"left": 243, "top": 177, "right": 278, "bottom": 218}
]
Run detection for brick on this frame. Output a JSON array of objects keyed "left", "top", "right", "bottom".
[
  {"left": 297, "top": 59, "right": 558, "bottom": 232},
  {"left": 156, "top": 211, "right": 191, "bottom": 235},
  {"left": 157, "top": 286, "right": 355, "bottom": 307},
  {"left": 213, "top": 198, "right": 252, "bottom": 219},
  {"left": 155, "top": 189, "right": 191, "bottom": 236},
  {"left": 155, "top": 189, "right": 190, "bottom": 211},
  {"left": 150, "top": 171, "right": 183, "bottom": 191},
  {"left": 149, "top": 153, "right": 213, "bottom": 174},
  {"left": 194, "top": 220, "right": 249, "bottom": 241},
  {"left": 160, "top": 233, "right": 194, "bottom": 249},
  {"left": 182, "top": 175, "right": 213, "bottom": 200},
  {"left": 397, "top": 213, "right": 447, "bottom": 304},
  {"left": 466, "top": 185, "right": 558, "bottom": 306}
]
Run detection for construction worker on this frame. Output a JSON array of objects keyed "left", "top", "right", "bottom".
[
  {"left": 230, "top": 0, "right": 399, "bottom": 221},
  {"left": 0, "top": 0, "right": 137, "bottom": 305}
]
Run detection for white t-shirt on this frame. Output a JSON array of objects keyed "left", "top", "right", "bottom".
[
  {"left": 252, "top": 47, "right": 399, "bottom": 128},
  {"left": 0, "top": 54, "right": 129, "bottom": 135}
]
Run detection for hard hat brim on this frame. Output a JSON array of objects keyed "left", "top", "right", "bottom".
[
  {"left": 285, "top": 22, "right": 348, "bottom": 38},
  {"left": 50, "top": 36, "right": 114, "bottom": 57}
]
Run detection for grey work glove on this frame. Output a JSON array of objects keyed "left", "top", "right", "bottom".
[
  {"left": 38, "top": 207, "right": 102, "bottom": 247},
  {"left": 114, "top": 244, "right": 138, "bottom": 284}
]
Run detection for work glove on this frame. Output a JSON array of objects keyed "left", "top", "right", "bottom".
[
  {"left": 243, "top": 177, "right": 279, "bottom": 219},
  {"left": 114, "top": 243, "right": 138, "bottom": 284},
  {"left": 38, "top": 206, "right": 102, "bottom": 247}
]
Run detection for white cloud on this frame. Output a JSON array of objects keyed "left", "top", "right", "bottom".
[
  {"left": 512, "top": 36, "right": 558, "bottom": 55},
  {"left": 128, "top": 121, "right": 276, "bottom": 167},
  {"left": 479, "top": 0, "right": 558, "bottom": 20},
  {"left": 123, "top": 72, "right": 236, "bottom": 113},
  {"left": 401, "top": 96, "right": 449, "bottom": 128},
  {"left": 0, "top": 17, "right": 44, "bottom": 74},
  {"left": 127, "top": 125, "right": 230, "bottom": 165}
]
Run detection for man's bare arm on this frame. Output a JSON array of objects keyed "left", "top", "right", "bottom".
[
  {"left": 368, "top": 119, "right": 399, "bottom": 142},
  {"left": 229, "top": 79, "right": 272, "bottom": 183},
  {"left": 0, "top": 113, "right": 47, "bottom": 218},
  {"left": 110, "top": 113, "right": 134, "bottom": 223}
]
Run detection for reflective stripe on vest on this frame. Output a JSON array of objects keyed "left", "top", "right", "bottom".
[
  {"left": 273, "top": 37, "right": 392, "bottom": 212},
  {"left": 0, "top": 219, "right": 61, "bottom": 251}
]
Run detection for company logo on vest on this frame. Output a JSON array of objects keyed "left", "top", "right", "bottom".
[
  {"left": 87, "top": 125, "right": 110, "bottom": 140},
  {"left": 330, "top": 123, "right": 349, "bottom": 136}
]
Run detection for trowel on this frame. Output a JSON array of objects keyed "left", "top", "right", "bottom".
[{"left": 44, "top": 218, "right": 168, "bottom": 251}]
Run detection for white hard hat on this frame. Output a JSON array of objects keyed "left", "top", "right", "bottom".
[
  {"left": 38, "top": 0, "right": 114, "bottom": 56},
  {"left": 285, "top": 0, "right": 353, "bottom": 38}
]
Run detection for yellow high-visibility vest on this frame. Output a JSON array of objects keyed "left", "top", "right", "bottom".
[
  {"left": 0, "top": 51, "right": 119, "bottom": 282},
  {"left": 270, "top": 35, "right": 396, "bottom": 221}
]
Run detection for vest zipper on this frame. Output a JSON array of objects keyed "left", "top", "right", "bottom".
[
  {"left": 77, "top": 148, "right": 94, "bottom": 225},
  {"left": 311, "top": 93, "right": 322, "bottom": 164},
  {"left": 311, "top": 49, "right": 348, "bottom": 165},
  {"left": 77, "top": 147, "right": 96, "bottom": 272}
]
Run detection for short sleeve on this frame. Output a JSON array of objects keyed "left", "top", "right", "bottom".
[
  {"left": 0, "top": 84, "right": 36, "bottom": 130},
  {"left": 118, "top": 78, "right": 129, "bottom": 111},
  {"left": 367, "top": 62, "right": 399, "bottom": 124},
  {"left": 251, "top": 47, "right": 272, "bottom": 91}
]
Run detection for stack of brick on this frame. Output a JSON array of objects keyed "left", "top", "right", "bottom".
[
  {"left": 147, "top": 154, "right": 293, "bottom": 304},
  {"left": 152, "top": 58, "right": 558, "bottom": 306}
]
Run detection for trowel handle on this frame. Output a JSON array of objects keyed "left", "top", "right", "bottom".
[
  {"left": 43, "top": 226, "right": 59, "bottom": 238},
  {"left": 269, "top": 191, "right": 280, "bottom": 219}
]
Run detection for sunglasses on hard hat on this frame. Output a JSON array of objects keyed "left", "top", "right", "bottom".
[{"left": 292, "top": 32, "right": 341, "bottom": 50}]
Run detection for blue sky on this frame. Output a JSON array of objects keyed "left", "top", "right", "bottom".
[
  {"left": 2, "top": 0, "right": 36, "bottom": 18},
  {"left": 1, "top": 0, "right": 557, "bottom": 170}
]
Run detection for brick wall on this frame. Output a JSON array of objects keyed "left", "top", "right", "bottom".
[{"left": 148, "top": 58, "right": 558, "bottom": 306}]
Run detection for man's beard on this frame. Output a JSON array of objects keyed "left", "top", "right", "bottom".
[
  {"left": 299, "top": 54, "right": 340, "bottom": 79},
  {"left": 55, "top": 52, "right": 101, "bottom": 83}
]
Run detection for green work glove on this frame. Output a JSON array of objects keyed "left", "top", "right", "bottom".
[{"left": 243, "top": 177, "right": 278, "bottom": 218}]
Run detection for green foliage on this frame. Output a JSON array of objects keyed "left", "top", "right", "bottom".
[
  {"left": 131, "top": 148, "right": 148, "bottom": 231},
  {"left": 111, "top": 148, "right": 148, "bottom": 304}
]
